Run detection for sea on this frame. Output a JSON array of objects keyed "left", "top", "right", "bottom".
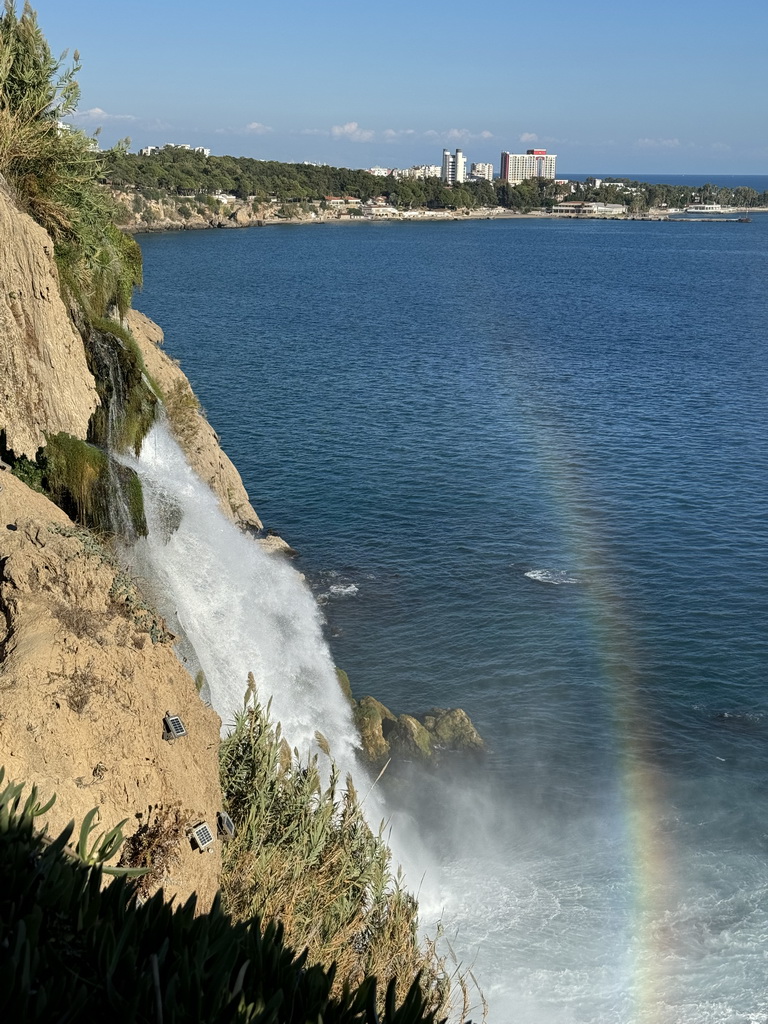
[{"left": 135, "top": 212, "right": 768, "bottom": 1024}]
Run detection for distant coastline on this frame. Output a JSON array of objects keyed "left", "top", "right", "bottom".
[
  {"left": 562, "top": 172, "right": 768, "bottom": 192},
  {"left": 118, "top": 193, "right": 763, "bottom": 235}
]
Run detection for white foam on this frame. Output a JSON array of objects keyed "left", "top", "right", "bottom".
[
  {"left": 525, "top": 568, "right": 579, "bottom": 585},
  {"left": 329, "top": 583, "right": 359, "bottom": 597},
  {"left": 123, "top": 422, "right": 429, "bottom": 891}
]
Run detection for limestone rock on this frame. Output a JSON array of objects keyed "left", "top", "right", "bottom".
[
  {"left": 336, "top": 667, "right": 354, "bottom": 704},
  {"left": 419, "top": 707, "right": 485, "bottom": 752},
  {"left": 124, "top": 309, "right": 263, "bottom": 533},
  {"left": 389, "top": 714, "right": 435, "bottom": 762},
  {"left": 354, "top": 696, "right": 396, "bottom": 763},
  {"left": 0, "top": 471, "right": 223, "bottom": 910},
  {"left": 0, "top": 179, "right": 98, "bottom": 458},
  {"left": 352, "top": 687, "right": 485, "bottom": 766}
]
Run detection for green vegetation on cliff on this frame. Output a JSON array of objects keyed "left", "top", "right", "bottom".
[
  {"left": 0, "top": 1, "right": 142, "bottom": 320},
  {"left": 1, "top": 3, "right": 156, "bottom": 526},
  {"left": 219, "top": 696, "right": 453, "bottom": 1019},
  {"left": 0, "top": 770, "right": 445, "bottom": 1024}
]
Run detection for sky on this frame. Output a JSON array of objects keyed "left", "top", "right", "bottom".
[{"left": 31, "top": 0, "right": 768, "bottom": 175}]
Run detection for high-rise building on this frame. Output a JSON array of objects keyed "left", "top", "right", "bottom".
[
  {"left": 470, "top": 162, "right": 494, "bottom": 181},
  {"left": 441, "top": 148, "right": 467, "bottom": 185},
  {"left": 499, "top": 148, "right": 557, "bottom": 184}
]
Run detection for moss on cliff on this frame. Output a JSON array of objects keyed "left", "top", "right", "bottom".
[
  {"left": 86, "top": 320, "right": 158, "bottom": 456},
  {"left": 4, "top": 431, "right": 147, "bottom": 537}
]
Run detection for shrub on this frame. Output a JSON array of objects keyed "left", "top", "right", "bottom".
[
  {"left": 219, "top": 697, "right": 455, "bottom": 1020},
  {"left": 0, "top": 3, "right": 142, "bottom": 320},
  {"left": 0, "top": 768, "right": 446, "bottom": 1023}
]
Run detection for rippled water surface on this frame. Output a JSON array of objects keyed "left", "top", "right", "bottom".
[{"left": 137, "top": 216, "right": 768, "bottom": 1023}]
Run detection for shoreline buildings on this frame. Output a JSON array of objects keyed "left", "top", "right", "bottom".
[
  {"left": 499, "top": 149, "right": 557, "bottom": 184},
  {"left": 470, "top": 162, "right": 494, "bottom": 182},
  {"left": 441, "top": 148, "right": 467, "bottom": 185}
]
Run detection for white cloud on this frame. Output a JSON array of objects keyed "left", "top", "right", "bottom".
[
  {"left": 72, "top": 106, "right": 137, "bottom": 123},
  {"left": 383, "top": 128, "right": 416, "bottom": 141},
  {"left": 519, "top": 132, "right": 539, "bottom": 144},
  {"left": 445, "top": 128, "right": 471, "bottom": 141},
  {"left": 425, "top": 127, "right": 494, "bottom": 142},
  {"left": 331, "top": 121, "right": 375, "bottom": 142},
  {"left": 245, "top": 121, "right": 272, "bottom": 134},
  {"left": 635, "top": 137, "right": 681, "bottom": 149}
]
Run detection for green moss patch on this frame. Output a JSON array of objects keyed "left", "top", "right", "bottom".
[{"left": 86, "top": 322, "right": 158, "bottom": 455}]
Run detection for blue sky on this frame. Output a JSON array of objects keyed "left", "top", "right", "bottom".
[{"left": 33, "top": 0, "right": 767, "bottom": 174}]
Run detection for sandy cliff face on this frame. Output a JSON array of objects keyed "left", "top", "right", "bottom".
[
  {"left": 0, "top": 183, "right": 239, "bottom": 908},
  {"left": 124, "top": 309, "right": 262, "bottom": 532},
  {"left": 0, "top": 180, "right": 97, "bottom": 459},
  {"left": 125, "top": 309, "right": 292, "bottom": 554},
  {"left": 0, "top": 469, "right": 223, "bottom": 908}
]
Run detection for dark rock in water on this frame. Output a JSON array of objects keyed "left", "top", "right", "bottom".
[
  {"left": 388, "top": 714, "right": 435, "bottom": 762},
  {"left": 417, "top": 707, "right": 485, "bottom": 752},
  {"left": 350, "top": 687, "right": 485, "bottom": 766},
  {"left": 354, "top": 696, "right": 397, "bottom": 763}
]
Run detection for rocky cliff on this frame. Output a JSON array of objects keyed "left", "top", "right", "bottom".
[
  {"left": 0, "top": 466, "right": 224, "bottom": 907},
  {"left": 0, "top": 180, "right": 98, "bottom": 459},
  {"left": 0, "top": 179, "right": 272, "bottom": 905}
]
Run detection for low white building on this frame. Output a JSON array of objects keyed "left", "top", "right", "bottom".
[{"left": 553, "top": 201, "right": 625, "bottom": 216}]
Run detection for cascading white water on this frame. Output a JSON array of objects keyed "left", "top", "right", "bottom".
[
  {"left": 126, "top": 421, "right": 364, "bottom": 772},
  {"left": 123, "top": 421, "right": 456, "bottom": 996}
]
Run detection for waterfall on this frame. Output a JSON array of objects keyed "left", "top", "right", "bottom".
[
  {"left": 87, "top": 329, "right": 141, "bottom": 542},
  {"left": 125, "top": 421, "right": 366, "bottom": 773},
  {"left": 123, "top": 421, "right": 442, "bottom": 932}
]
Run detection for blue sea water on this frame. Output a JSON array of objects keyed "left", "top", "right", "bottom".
[{"left": 136, "top": 217, "right": 768, "bottom": 1023}]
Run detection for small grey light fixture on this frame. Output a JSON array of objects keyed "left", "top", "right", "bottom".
[
  {"left": 163, "top": 712, "right": 187, "bottom": 741},
  {"left": 190, "top": 821, "right": 215, "bottom": 852},
  {"left": 217, "top": 810, "right": 236, "bottom": 840}
]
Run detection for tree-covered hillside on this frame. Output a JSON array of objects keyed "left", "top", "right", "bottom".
[
  {"left": 103, "top": 146, "right": 768, "bottom": 215},
  {"left": 102, "top": 146, "right": 499, "bottom": 211}
]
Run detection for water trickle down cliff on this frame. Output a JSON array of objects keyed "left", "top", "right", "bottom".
[{"left": 0, "top": 181, "right": 225, "bottom": 908}]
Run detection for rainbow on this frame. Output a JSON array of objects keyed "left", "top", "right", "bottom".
[{"left": 522, "top": 402, "right": 682, "bottom": 1023}]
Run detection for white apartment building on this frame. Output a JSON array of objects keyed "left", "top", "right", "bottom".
[
  {"left": 407, "top": 164, "right": 441, "bottom": 179},
  {"left": 499, "top": 149, "right": 557, "bottom": 184},
  {"left": 367, "top": 165, "right": 441, "bottom": 180},
  {"left": 470, "top": 162, "right": 494, "bottom": 181},
  {"left": 441, "top": 148, "right": 467, "bottom": 185}
]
